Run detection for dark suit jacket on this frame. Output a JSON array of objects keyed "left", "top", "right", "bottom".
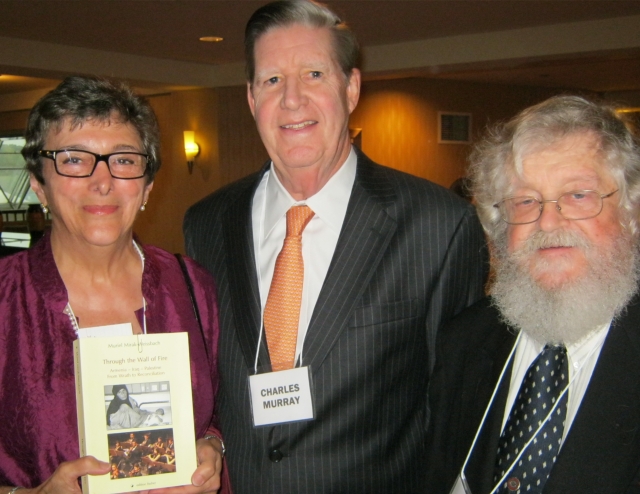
[
  {"left": 426, "top": 296, "right": 640, "bottom": 494},
  {"left": 184, "top": 149, "right": 488, "bottom": 493}
]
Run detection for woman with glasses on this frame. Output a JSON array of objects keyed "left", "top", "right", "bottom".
[{"left": 0, "top": 76, "right": 227, "bottom": 493}]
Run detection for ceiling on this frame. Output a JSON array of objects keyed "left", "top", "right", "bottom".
[{"left": 1, "top": 1, "right": 640, "bottom": 104}]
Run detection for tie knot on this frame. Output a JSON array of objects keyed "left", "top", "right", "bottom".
[
  {"left": 542, "top": 344, "right": 567, "bottom": 358},
  {"left": 534, "top": 344, "right": 568, "bottom": 380},
  {"left": 286, "top": 205, "right": 315, "bottom": 237}
]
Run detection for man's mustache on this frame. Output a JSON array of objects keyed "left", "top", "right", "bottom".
[{"left": 517, "top": 229, "right": 591, "bottom": 255}]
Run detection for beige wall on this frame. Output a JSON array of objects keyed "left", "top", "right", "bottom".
[{"left": 0, "top": 78, "right": 570, "bottom": 253}]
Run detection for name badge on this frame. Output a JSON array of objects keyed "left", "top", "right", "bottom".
[
  {"left": 248, "top": 366, "right": 315, "bottom": 427},
  {"left": 76, "top": 323, "right": 133, "bottom": 338}
]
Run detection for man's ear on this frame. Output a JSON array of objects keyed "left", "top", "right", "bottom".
[
  {"left": 247, "top": 82, "right": 257, "bottom": 119},
  {"left": 346, "top": 68, "right": 361, "bottom": 114}
]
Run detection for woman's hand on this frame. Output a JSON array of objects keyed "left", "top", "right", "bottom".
[
  {"left": 144, "top": 437, "right": 223, "bottom": 494},
  {"left": 18, "top": 456, "right": 110, "bottom": 494}
]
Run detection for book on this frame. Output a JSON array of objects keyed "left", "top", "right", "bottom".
[{"left": 73, "top": 332, "right": 197, "bottom": 493}]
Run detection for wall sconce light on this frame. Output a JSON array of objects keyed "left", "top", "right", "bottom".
[{"left": 183, "top": 131, "right": 200, "bottom": 174}]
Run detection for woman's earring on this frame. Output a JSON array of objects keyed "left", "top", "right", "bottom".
[
  {"left": 140, "top": 201, "right": 147, "bottom": 212},
  {"left": 41, "top": 204, "right": 49, "bottom": 214}
]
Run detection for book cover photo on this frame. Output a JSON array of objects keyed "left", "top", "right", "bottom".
[{"left": 74, "top": 332, "right": 197, "bottom": 493}]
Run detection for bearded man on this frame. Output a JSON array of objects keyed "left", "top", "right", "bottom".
[{"left": 426, "top": 95, "right": 640, "bottom": 494}]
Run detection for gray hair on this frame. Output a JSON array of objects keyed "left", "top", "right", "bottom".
[
  {"left": 469, "top": 95, "right": 640, "bottom": 245},
  {"left": 244, "top": 0, "right": 360, "bottom": 84},
  {"left": 22, "top": 76, "right": 161, "bottom": 184}
]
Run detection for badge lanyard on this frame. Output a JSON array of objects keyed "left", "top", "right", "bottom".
[
  {"left": 248, "top": 170, "right": 315, "bottom": 426},
  {"left": 66, "top": 239, "right": 147, "bottom": 337},
  {"left": 452, "top": 332, "right": 522, "bottom": 494},
  {"left": 254, "top": 170, "right": 309, "bottom": 373},
  {"left": 254, "top": 169, "right": 274, "bottom": 374}
]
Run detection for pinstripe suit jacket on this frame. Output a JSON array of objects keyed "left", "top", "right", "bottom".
[{"left": 183, "top": 149, "right": 488, "bottom": 493}]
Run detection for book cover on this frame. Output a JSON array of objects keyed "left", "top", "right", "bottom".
[{"left": 73, "top": 332, "right": 197, "bottom": 493}]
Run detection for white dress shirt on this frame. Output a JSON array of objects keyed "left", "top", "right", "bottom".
[
  {"left": 252, "top": 148, "right": 357, "bottom": 365},
  {"left": 503, "top": 323, "right": 610, "bottom": 442}
]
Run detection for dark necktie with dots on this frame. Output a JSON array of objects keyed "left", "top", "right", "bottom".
[{"left": 493, "top": 344, "right": 568, "bottom": 493}]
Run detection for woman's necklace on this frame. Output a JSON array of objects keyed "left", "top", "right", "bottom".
[
  {"left": 64, "top": 302, "right": 81, "bottom": 336},
  {"left": 64, "top": 240, "right": 146, "bottom": 337}
]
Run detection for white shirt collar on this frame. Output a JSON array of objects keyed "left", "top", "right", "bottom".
[
  {"left": 521, "top": 321, "right": 610, "bottom": 358},
  {"left": 262, "top": 147, "right": 357, "bottom": 243}
]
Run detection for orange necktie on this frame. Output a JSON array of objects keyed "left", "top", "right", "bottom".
[{"left": 264, "top": 205, "right": 315, "bottom": 371}]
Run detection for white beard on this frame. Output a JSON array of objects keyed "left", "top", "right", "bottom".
[{"left": 491, "top": 229, "right": 640, "bottom": 346}]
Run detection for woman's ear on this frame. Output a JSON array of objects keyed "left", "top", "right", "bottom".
[
  {"left": 29, "top": 174, "right": 48, "bottom": 206},
  {"left": 142, "top": 181, "right": 154, "bottom": 206}
]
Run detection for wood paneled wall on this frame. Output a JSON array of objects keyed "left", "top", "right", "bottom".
[
  {"left": 135, "top": 89, "right": 221, "bottom": 253},
  {"left": 217, "top": 85, "right": 269, "bottom": 185},
  {"left": 350, "top": 78, "right": 563, "bottom": 188},
  {"left": 133, "top": 86, "right": 267, "bottom": 253},
  {"left": 0, "top": 78, "right": 571, "bottom": 253},
  {"left": 0, "top": 109, "right": 29, "bottom": 134}
]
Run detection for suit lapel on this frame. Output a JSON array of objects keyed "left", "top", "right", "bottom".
[
  {"left": 225, "top": 153, "right": 406, "bottom": 373},
  {"left": 302, "top": 151, "right": 397, "bottom": 372},
  {"left": 464, "top": 316, "right": 517, "bottom": 494},
  {"left": 223, "top": 166, "right": 270, "bottom": 370}
]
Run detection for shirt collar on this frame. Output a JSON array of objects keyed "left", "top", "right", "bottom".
[
  {"left": 262, "top": 147, "right": 357, "bottom": 242},
  {"left": 521, "top": 321, "right": 610, "bottom": 358},
  {"left": 566, "top": 322, "right": 610, "bottom": 361}
]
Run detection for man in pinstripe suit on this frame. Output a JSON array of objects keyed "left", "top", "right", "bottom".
[{"left": 183, "top": 1, "right": 488, "bottom": 492}]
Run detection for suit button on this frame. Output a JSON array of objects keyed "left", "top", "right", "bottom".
[{"left": 269, "top": 449, "right": 283, "bottom": 462}]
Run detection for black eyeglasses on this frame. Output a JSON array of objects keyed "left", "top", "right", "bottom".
[
  {"left": 493, "top": 189, "right": 618, "bottom": 225},
  {"left": 39, "top": 149, "right": 148, "bottom": 179}
]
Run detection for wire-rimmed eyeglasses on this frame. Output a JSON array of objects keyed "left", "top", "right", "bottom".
[
  {"left": 493, "top": 189, "right": 618, "bottom": 225},
  {"left": 39, "top": 149, "right": 148, "bottom": 180}
]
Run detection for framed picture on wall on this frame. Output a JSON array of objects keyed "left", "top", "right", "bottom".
[{"left": 438, "top": 112, "right": 471, "bottom": 144}]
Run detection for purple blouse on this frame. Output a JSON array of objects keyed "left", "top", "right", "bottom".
[{"left": 0, "top": 233, "right": 220, "bottom": 488}]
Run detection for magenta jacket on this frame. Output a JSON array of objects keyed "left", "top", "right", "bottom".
[{"left": 0, "top": 233, "right": 221, "bottom": 488}]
